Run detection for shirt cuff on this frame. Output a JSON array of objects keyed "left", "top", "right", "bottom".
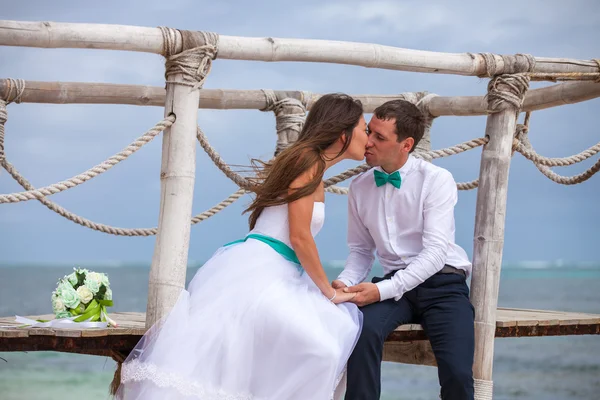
[
  {"left": 375, "top": 279, "right": 398, "bottom": 302},
  {"left": 336, "top": 278, "right": 354, "bottom": 288}
]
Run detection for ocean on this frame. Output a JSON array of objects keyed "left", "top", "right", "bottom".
[{"left": 1, "top": 263, "right": 599, "bottom": 400}]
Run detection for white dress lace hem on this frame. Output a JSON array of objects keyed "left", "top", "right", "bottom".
[{"left": 121, "top": 359, "right": 259, "bottom": 400}]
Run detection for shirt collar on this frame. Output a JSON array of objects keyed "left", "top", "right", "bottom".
[{"left": 374, "top": 154, "right": 416, "bottom": 177}]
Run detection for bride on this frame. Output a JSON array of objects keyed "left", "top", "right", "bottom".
[{"left": 115, "top": 93, "right": 369, "bottom": 400}]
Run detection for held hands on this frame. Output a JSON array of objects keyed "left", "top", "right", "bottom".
[
  {"left": 324, "top": 282, "right": 357, "bottom": 304},
  {"left": 331, "top": 287, "right": 357, "bottom": 304},
  {"left": 328, "top": 280, "right": 381, "bottom": 306},
  {"left": 343, "top": 283, "right": 381, "bottom": 307}
]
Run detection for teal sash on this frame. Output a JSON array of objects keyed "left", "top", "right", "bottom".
[{"left": 224, "top": 233, "right": 303, "bottom": 273}]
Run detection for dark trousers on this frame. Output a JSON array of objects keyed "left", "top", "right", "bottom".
[{"left": 345, "top": 269, "right": 475, "bottom": 400}]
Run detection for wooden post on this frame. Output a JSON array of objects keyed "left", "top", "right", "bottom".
[
  {"left": 146, "top": 29, "right": 218, "bottom": 327},
  {"left": 470, "top": 74, "right": 529, "bottom": 398}
]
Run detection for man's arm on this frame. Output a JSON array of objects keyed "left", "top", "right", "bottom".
[
  {"left": 376, "top": 169, "right": 458, "bottom": 301},
  {"left": 336, "top": 183, "right": 376, "bottom": 287}
]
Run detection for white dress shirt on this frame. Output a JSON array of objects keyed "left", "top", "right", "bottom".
[{"left": 337, "top": 155, "right": 472, "bottom": 301}]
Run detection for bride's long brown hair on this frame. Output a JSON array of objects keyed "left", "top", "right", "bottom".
[{"left": 244, "top": 93, "right": 363, "bottom": 229}]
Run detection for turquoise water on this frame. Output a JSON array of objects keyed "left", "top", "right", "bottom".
[{"left": 1, "top": 264, "right": 599, "bottom": 400}]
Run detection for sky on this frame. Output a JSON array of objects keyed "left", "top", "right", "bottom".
[{"left": 0, "top": 0, "right": 599, "bottom": 267}]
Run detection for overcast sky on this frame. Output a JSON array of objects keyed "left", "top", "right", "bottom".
[{"left": 0, "top": 0, "right": 598, "bottom": 267}]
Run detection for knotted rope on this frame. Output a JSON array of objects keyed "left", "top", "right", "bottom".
[
  {"left": 260, "top": 89, "right": 308, "bottom": 156},
  {"left": 0, "top": 78, "right": 25, "bottom": 169},
  {"left": 471, "top": 52, "right": 600, "bottom": 82},
  {"left": 470, "top": 52, "right": 536, "bottom": 78},
  {"left": 159, "top": 27, "right": 219, "bottom": 89},
  {"left": 486, "top": 74, "right": 530, "bottom": 113}
]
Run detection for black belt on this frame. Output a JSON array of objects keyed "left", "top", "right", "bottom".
[
  {"left": 438, "top": 265, "right": 466, "bottom": 278},
  {"left": 379, "top": 265, "right": 466, "bottom": 281}
]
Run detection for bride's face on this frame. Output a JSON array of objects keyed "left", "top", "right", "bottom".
[{"left": 343, "top": 115, "right": 369, "bottom": 161}]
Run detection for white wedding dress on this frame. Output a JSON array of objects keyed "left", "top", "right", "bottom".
[{"left": 116, "top": 201, "right": 363, "bottom": 400}]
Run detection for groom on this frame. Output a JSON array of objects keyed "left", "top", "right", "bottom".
[{"left": 333, "top": 100, "right": 475, "bottom": 400}]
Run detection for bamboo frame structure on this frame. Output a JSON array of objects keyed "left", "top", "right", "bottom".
[{"left": 0, "top": 19, "right": 598, "bottom": 399}]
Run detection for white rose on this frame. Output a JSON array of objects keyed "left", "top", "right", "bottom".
[
  {"left": 76, "top": 286, "right": 94, "bottom": 304},
  {"left": 87, "top": 272, "right": 103, "bottom": 285},
  {"left": 59, "top": 286, "right": 80, "bottom": 309},
  {"left": 84, "top": 278, "right": 100, "bottom": 294},
  {"left": 100, "top": 274, "right": 110, "bottom": 288},
  {"left": 104, "top": 288, "right": 113, "bottom": 301},
  {"left": 67, "top": 272, "right": 79, "bottom": 286},
  {"left": 51, "top": 295, "right": 66, "bottom": 314}
]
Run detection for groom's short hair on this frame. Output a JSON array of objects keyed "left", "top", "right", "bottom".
[{"left": 373, "top": 100, "right": 426, "bottom": 152}]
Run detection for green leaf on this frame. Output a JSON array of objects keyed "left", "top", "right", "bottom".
[
  {"left": 97, "top": 284, "right": 107, "bottom": 299},
  {"left": 76, "top": 271, "right": 86, "bottom": 286}
]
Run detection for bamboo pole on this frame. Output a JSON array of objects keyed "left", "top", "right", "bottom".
[
  {"left": 1, "top": 79, "right": 598, "bottom": 116},
  {"left": 145, "top": 82, "right": 200, "bottom": 326},
  {"left": 1, "top": 20, "right": 598, "bottom": 76},
  {"left": 469, "top": 75, "right": 530, "bottom": 397}
]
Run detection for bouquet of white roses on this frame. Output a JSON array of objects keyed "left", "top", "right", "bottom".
[{"left": 51, "top": 268, "right": 117, "bottom": 327}]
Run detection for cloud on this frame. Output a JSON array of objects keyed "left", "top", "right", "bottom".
[
  {"left": 303, "top": 0, "right": 599, "bottom": 50},
  {"left": 0, "top": 0, "right": 598, "bottom": 264}
]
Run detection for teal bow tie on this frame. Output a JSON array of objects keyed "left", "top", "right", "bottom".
[{"left": 374, "top": 169, "right": 401, "bottom": 189}]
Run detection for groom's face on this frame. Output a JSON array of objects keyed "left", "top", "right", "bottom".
[{"left": 365, "top": 116, "right": 405, "bottom": 168}]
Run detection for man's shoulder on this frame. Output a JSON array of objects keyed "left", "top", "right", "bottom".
[{"left": 413, "top": 157, "right": 454, "bottom": 181}]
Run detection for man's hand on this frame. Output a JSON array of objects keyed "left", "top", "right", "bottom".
[
  {"left": 332, "top": 280, "right": 347, "bottom": 289},
  {"left": 343, "top": 283, "right": 380, "bottom": 306}
]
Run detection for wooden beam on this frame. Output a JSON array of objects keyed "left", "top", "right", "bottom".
[
  {"left": 0, "top": 20, "right": 598, "bottom": 76},
  {"left": 470, "top": 76, "right": 528, "bottom": 385},
  {"left": 1, "top": 79, "right": 598, "bottom": 115},
  {"left": 145, "top": 65, "right": 201, "bottom": 328}
]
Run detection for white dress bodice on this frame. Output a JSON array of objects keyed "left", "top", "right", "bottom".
[{"left": 249, "top": 202, "right": 325, "bottom": 247}]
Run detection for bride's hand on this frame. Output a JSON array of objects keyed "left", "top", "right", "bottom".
[{"left": 330, "top": 287, "right": 356, "bottom": 304}]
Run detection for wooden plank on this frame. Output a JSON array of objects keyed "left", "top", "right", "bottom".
[
  {"left": 383, "top": 341, "right": 437, "bottom": 366},
  {"left": 1, "top": 308, "right": 599, "bottom": 353}
]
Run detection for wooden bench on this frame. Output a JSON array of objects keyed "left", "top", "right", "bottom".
[{"left": 2, "top": 308, "right": 599, "bottom": 366}]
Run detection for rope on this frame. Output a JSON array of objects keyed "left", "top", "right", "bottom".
[
  {"left": 517, "top": 126, "right": 600, "bottom": 185},
  {"left": 196, "top": 126, "right": 255, "bottom": 189},
  {"left": 474, "top": 378, "right": 494, "bottom": 400},
  {"left": 457, "top": 179, "right": 480, "bottom": 191},
  {"left": 261, "top": 90, "right": 307, "bottom": 155},
  {"left": 159, "top": 27, "right": 219, "bottom": 90},
  {"left": 190, "top": 189, "right": 248, "bottom": 224},
  {"left": 2, "top": 156, "right": 248, "bottom": 235},
  {"left": 197, "top": 119, "right": 492, "bottom": 192},
  {"left": 0, "top": 116, "right": 175, "bottom": 204},
  {"left": 486, "top": 74, "right": 530, "bottom": 112},
  {"left": 515, "top": 139, "right": 600, "bottom": 167},
  {"left": 470, "top": 53, "right": 536, "bottom": 77},
  {"left": 0, "top": 79, "right": 25, "bottom": 169}
]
